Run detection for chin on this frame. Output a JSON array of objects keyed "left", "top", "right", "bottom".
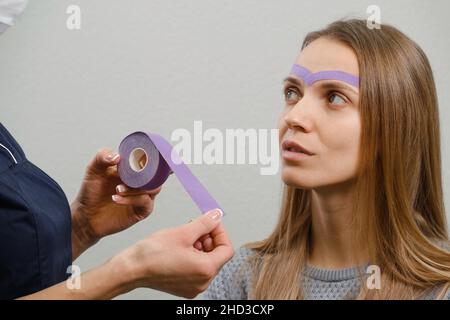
[{"left": 281, "top": 167, "right": 315, "bottom": 189}]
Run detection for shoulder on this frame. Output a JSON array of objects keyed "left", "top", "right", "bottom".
[
  {"left": 203, "top": 246, "right": 258, "bottom": 300},
  {"left": 434, "top": 239, "right": 450, "bottom": 252},
  {"left": 441, "top": 292, "right": 450, "bottom": 300},
  {"left": 424, "top": 239, "right": 450, "bottom": 300},
  {"left": 0, "top": 144, "right": 17, "bottom": 173}
]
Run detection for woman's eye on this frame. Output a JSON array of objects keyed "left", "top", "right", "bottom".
[
  {"left": 285, "top": 89, "right": 300, "bottom": 104},
  {"left": 328, "top": 93, "right": 346, "bottom": 105}
]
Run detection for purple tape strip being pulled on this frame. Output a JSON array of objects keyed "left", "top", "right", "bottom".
[
  {"left": 118, "top": 132, "right": 223, "bottom": 215},
  {"left": 290, "top": 64, "right": 360, "bottom": 88}
]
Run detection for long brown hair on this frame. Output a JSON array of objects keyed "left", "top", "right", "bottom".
[{"left": 247, "top": 19, "right": 450, "bottom": 299}]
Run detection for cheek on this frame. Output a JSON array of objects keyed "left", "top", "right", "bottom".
[{"left": 319, "top": 116, "right": 361, "bottom": 180}]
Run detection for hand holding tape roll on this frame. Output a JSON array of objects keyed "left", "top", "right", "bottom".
[{"left": 118, "top": 132, "right": 223, "bottom": 215}]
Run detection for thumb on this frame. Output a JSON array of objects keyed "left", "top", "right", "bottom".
[
  {"left": 183, "top": 209, "right": 223, "bottom": 242},
  {"left": 87, "top": 149, "right": 120, "bottom": 174}
]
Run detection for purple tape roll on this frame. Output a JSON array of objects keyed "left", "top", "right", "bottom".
[{"left": 118, "top": 131, "right": 223, "bottom": 215}]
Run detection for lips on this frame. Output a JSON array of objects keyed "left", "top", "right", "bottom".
[{"left": 281, "top": 140, "right": 314, "bottom": 156}]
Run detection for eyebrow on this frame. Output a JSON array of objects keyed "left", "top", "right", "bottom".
[{"left": 283, "top": 76, "right": 359, "bottom": 95}]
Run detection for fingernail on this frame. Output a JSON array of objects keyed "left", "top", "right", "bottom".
[
  {"left": 206, "top": 209, "right": 223, "bottom": 221},
  {"left": 116, "top": 185, "right": 126, "bottom": 193},
  {"left": 112, "top": 195, "right": 121, "bottom": 202},
  {"left": 106, "top": 153, "right": 120, "bottom": 162}
]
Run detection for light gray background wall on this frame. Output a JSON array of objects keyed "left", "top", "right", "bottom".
[{"left": 0, "top": 0, "right": 449, "bottom": 299}]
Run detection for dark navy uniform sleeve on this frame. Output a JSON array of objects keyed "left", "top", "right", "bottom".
[{"left": 0, "top": 123, "right": 72, "bottom": 299}]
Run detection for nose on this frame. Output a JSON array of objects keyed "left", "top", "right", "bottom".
[{"left": 283, "top": 99, "right": 313, "bottom": 133}]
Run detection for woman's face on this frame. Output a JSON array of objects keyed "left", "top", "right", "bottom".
[{"left": 279, "top": 37, "right": 361, "bottom": 189}]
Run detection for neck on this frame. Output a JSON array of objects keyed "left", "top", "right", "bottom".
[{"left": 308, "top": 179, "right": 367, "bottom": 269}]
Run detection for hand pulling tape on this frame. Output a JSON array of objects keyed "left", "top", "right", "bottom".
[{"left": 118, "top": 131, "right": 223, "bottom": 215}]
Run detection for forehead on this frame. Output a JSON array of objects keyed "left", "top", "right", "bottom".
[{"left": 296, "top": 37, "right": 359, "bottom": 77}]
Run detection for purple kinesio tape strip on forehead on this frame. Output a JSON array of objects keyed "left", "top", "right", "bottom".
[{"left": 290, "top": 64, "right": 360, "bottom": 88}]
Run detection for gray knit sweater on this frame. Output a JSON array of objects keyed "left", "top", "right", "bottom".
[{"left": 204, "top": 247, "right": 450, "bottom": 300}]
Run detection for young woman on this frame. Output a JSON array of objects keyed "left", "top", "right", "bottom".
[{"left": 205, "top": 19, "right": 450, "bottom": 300}]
